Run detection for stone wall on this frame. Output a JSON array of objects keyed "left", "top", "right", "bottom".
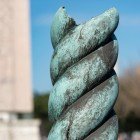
[
  {"left": 0, "top": 0, "right": 33, "bottom": 113},
  {"left": 0, "top": 119, "right": 41, "bottom": 140},
  {"left": 118, "top": 132, "right": 140, "bottom": 140}
]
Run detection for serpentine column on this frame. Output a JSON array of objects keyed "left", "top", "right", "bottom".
[{"left": 48, "top": 7, "right": 119, "bottom": 140}]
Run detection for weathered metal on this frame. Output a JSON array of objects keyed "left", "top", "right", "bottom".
[{"left": 48, "top": 7, "right": 119, "bottom": 140}]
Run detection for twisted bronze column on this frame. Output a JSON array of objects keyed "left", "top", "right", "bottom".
[{"left": 48, "top": 7, "right": 119, "bottom": 140}]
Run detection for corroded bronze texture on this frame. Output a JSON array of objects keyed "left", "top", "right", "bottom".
[{"left": 48, "top": 7, "right": 119, "bottom": 140}]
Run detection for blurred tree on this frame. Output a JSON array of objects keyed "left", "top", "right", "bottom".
[
  {"left": 33, "top": 92, "right": 52, "bottom": 136},
  {"left": 115, "top": 66, "right": 140, "bottom": 118},
  {"left": 34, "top": 92, "right": 49, "bottom": 119},
  {"left": 115, "top": 66, "right": 140, "bottom": 132}
]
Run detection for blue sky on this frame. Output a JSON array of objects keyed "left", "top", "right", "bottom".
[{"left": 31, "top": 0, "right": 140, "bottom": 92}]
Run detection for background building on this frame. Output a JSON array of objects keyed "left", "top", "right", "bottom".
[{"left": 0, "top": 0, "right": 40, "bottom": 139}]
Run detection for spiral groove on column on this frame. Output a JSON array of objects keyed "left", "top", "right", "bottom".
[{"left": 48, "top": 7, "right": 119, "bottom": 140}]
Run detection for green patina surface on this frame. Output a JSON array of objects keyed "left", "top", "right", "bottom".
[
  {"left": 50, "top": 7, "right": 119, "bottom": 83},
  {"left": 49, "top": 37, "right": 118, "bottom": 122},
  {"left": 48, "top": 72, "right": 119, "bottom": 140},
  {"left": 48, "top": 7, "right": 119, "bottom": 140}
]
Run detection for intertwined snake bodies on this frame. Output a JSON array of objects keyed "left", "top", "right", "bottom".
[{"left": 48, "top": 7, "right": 119, "bottom": 140}]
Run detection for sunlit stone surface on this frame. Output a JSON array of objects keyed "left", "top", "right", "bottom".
[
  {"left": 0, "top": 0, "right": 40, "bottom": 139},
  {"left": 0, "top": 0, "right": 32, "bottom": 113}
]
